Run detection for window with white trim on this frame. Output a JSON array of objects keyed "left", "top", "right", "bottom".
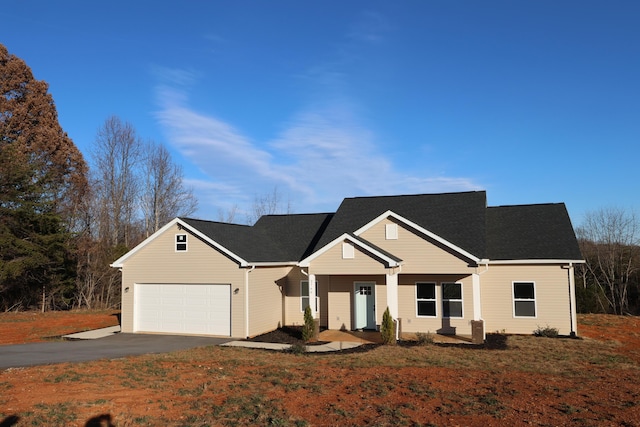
[
  {"left": 513, "top": 282, "right": 536, "bottom": 317},
  {"left": 416, "top": 282, "right": 436, "bottom": 317},
  {"left": 385, "top": 223, "right": 398, "bottom": 240},
  {"left": 342, "top": 242, "right": 355, "bottom": 259},
  {"left": 301, "top": 280, "right": 319, "bottom": 312},
  {"left": 176, "top": 234, "right": 187, "bottom": 251},
  {"left": 442, "top": 282, "right": 463, "bottom": 318}
]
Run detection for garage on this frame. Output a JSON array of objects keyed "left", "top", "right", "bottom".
[{"left": 134, "top": 284, "right": 231, "bottom": 336}]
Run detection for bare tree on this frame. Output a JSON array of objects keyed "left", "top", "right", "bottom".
[
  {"left": 246, "top": 187, "right": 292, "bottom": 225},
  {"left": 218, "top": 204, "right": 239, "bottom": 223},
  {"left": 141, "top": 141, "right": 198, "bottom": 236},
  {"left": 91, "top": 116, "right": 142, "bottom": 248},
  {"left": 576, "top": 207, "right": 640, "bottom": 314}
]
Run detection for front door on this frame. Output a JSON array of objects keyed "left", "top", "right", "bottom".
[{"left": 354, "top": 282, "right": 376, "bottom": 330}]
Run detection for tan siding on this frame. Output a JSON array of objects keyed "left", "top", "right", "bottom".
[
  {"left": 360, "top": 218, "right": 475, "bottom": 274},
  {"left": 397, "top": 274, "right": 474, "bottom": 335},
  {"left": 324, "top": 275, "right": 384, "bottom": 330},
  {"left": 309, "top": 241, "right": 389, "bottom": 275},
  {"left": 480, "top": 264, "right": 573, "bottom": 335},
  {"left": 376, "top": 283, "right": 387, "bottom": 325},
  {"left": 247, "top": 266, "right": 291, "bottom": 337},
  {"left": 327, "top": 276, "right": 353, "bottom": 330},
  {"left": 283, "top": 268, "right": 331, "bottom": 328},
  {"left": 119, "top": 223, "right": 246, "bottom": 337},
  {"left": 283, "top": 268, "right": 306, "bottom": 327}
]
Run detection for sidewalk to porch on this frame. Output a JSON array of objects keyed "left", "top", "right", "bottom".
[{"left": 318, "top": 330, "right": 474, "bottom": 345}]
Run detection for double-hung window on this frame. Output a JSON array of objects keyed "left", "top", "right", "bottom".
[
  {"left": 442, "top": 282, "right": 463, "bottom": 318},
  {"left": 513, "top": 282, "right": 536, "bottom": 317},
  {"left": 301, "top": 280, "right": 319, "bottom": 312},
  {"left": 416, "top": 282, "right": 436, "bottom": 317}
]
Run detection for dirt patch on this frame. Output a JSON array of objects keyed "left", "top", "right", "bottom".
[
  {"left": 0, "top": 312, "right": 639, "bottom": 426},
  {"left": 0, "top": 310, "right": 119, "bottom": 345}
]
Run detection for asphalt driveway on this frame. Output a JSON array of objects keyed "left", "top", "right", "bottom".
[{"left": 0, "top": 333, "right": 233, "bottom": 369}]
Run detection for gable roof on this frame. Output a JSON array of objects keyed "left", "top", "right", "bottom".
[
  {"left": 486, "top": 203, "right": 582, "bottom": 261},
  {"left": 113, "top": 191, "right": 583, "bottom": 268},
  {"left": 299, "top": 232, "right": 403, "bottom": 268},
  {"left": 182, "top": 213, "right": 333, "bottom": 263},
  {"left": 312, "top": 191, "right": 488, "bottom": 259}
]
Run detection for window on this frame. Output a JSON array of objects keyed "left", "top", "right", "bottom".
[
  {"left": 442, "top": 282, "right": 463, "bottom": 318},
  {"left": 301, "top": 280, "right": 319, "bottom": 312},
  {"left": 342, "top": 242, "right": 355, "bottom": 259},
  {"left": 176, "top": 234, "right": 187, "bottom": 251},
  {"left": 385, "top": 223, "right": 398, "bottom": 240},
  {"left": 513, "top": 282, "right": 536, "bottom": 317},
  {"left": 416, "top": 282, "right": 436, "bottom": 317}
]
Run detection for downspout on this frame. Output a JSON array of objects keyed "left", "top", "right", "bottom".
[
  {"left": 245, "top": 265, "right": 255, "bottom": 338},
  {"left": 564, "top": 262, "right": 577, "bottom": 337}
]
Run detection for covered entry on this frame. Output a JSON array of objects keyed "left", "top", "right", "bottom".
[{"left": 134, "top": 284, "right": 231, "bottom": 336}]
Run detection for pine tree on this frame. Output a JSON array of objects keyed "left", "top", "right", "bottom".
[{"left": 0, "top": 44, "right": 88, "bottom": 310}]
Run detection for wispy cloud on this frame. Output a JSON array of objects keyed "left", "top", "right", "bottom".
[
  {"left": 153, "top": 11, "right": 481, "bottom": 218},
  {"left": 154, "top": 78, "right": 480, "bottom": 217}
]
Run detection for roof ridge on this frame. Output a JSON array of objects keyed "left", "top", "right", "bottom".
[
  {"left": 488, "top": 202, "right": 565, "bottom": 209},
  {"left": 342, "top": 190, "right": 486, "bottom": 201},
  {"left": 179, "top": 217, "right": 250, "bottom": 227}
]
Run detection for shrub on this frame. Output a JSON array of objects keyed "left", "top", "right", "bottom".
[
  {"left": 533, "top": 325, "right": 559, "bottom": 338},
  {"left": 301, "top": 305, "right": 316, "bottom": 342},
  {"left": 415, "top": 331, "right": 434, "bottom": 345},
  {"left": 286, "top": 342, "right": 307, "bottom": 355},
  {"left": 380, "top": 307, "right": 396, "bottom": 345}
]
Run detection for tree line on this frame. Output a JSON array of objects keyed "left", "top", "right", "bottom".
[
  {"left": 575, "top": 207, "right": 640, "bottom": 315},
  {"left": 1, "top": 44, "right": 196, "bottom": 311},
  {"left": 2, "top": 43, "right": 638, "bottom": 315}
]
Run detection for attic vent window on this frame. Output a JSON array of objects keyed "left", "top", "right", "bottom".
[
  {"left": 342, "top": 242, "right": 355, "bottom": 259},
  {"left": 385, "top": 223, "right": 398, "bottom": 240},
  {"left": 176, "top": 234, "right": 187, "bottom": 251}
]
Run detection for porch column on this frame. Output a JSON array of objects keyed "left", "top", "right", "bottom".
[
  {"left": 308, "top": 273, "right": 317, "bottom": 318},
  {"left": 472, "top": 273, "right": 482, "bottom": 321},
  {"left": 385, "top": 272, "right": 399, "bottom": 319}
]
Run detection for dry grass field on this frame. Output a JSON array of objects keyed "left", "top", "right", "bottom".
[{"left": 1, "top": 312, "right": 639, "bottom": 426}]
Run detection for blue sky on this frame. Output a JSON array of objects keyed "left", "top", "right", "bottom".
[{"left": 3, "top": 1, "right": 639, "bottom": 225}]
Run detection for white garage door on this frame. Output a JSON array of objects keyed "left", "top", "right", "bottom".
[{"left": 134, "top": 284, "right": 231, "bottom": 336}]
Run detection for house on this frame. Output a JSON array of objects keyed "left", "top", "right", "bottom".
[{"left": 111, "top": 191, "right": 584, "bottom": 340}]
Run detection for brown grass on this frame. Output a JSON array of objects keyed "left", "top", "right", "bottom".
[{"left": 0, "top": 314, "right": 639, "bottom": 426}]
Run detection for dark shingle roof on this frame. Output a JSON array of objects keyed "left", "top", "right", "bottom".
[
  {"left": 486, "top": 203, "right": 582, "bottom": 260},
  {"left": 180, "top": 191, "right": 583, "bottom": 264},
  {"left": 312, "top": 191, "right": 488, "bottom": 259},
  {"left": 181, "top": 213, "right": 333, "bottom": 263}
]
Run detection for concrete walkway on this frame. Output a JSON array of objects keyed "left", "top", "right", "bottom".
[
  {"left": 63, "top": 326, "right": 367, "bottom": 353},
  {"left": 60, "top": 326, "right": 473, "bottom": 355},
  {"left": 63, "top": 325, "right": 121, "bottom": 340},
  {"left": 221, "top": 340, "right": 363, "bottom": 352}
]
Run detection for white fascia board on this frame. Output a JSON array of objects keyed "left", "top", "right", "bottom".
[
  {"left": 485, "top": 259, "right": 586, "bottom": 265},
  {"left": 354, "top": 210, "right": 481, "bottom": 263},
  {"left": 110, "top": 218, "right": 182, "bottom": 268},
  {"left": 299, "top": 233, "right": 400, "bottom": 268},
  {"left": 249, "top": 261, "right": 299, "bottom": 267},
  {"left": 110, "top": 218, "right": 250, "bottom": 268}
]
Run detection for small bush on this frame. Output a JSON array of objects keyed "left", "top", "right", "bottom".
[
  {"left": 301, "top": 305, "right": 316, "bottom": 342},
  {"left": 415, "top": 331, "right": 434, "bottom": 345},
  {"left": 286, "top": 342, "right": 307, "bottom": 355},
  {"left": 381, "top": 307, "right": 396, "bottom": 345},
  {"left": 533, "top": 325, "right": 559, "bottom": 338}
]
